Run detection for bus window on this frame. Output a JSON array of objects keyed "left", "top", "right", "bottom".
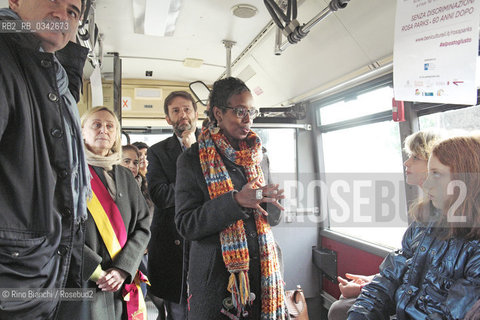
[
  {"left": 121, "top": 132, "right": 172, "bottom": 146},
  {"left": 322, "top": 122, "right": 402, "bottom": 173},
  {"left": 419, "top": 105, "right": 480, "bottom": 132},
  {"left": 317, "top": 85, "right": 408, "bottom": 249},
  {"left": 254, "top": 128, "right": 297, "bottom": 174},
  {"left": 320, "top": 86, "right": 394, "bottom": 125}
]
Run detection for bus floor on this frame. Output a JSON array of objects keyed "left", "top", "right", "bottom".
[{"left": 145, "top": 295, "right": 326, "bottom": 319}]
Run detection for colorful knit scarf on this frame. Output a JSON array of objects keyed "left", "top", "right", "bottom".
[{"left": 198, "top": 123, "right": 287, "bottom": 320}]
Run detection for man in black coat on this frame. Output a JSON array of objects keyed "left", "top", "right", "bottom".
[
  {"left": 147, "top": 91, "right": 200, "bottom": 319},
  {"left": 0, "top": 1, "right": 89, "bottom": 319}
]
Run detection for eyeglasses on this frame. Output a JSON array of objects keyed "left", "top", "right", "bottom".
[{"left": 223, "top": 106, "right": 260, "bottom": 120}]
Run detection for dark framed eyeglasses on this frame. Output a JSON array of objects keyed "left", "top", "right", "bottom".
[{"left": 223, "top": 106, "right": 259, "bottom": 120}]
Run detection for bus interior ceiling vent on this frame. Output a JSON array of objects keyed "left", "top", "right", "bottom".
[
  {"left": 231, "top": 4, "right": 258, "bottom": 19},
  {"left": 266, "top": 0, "right": 351, "bottom": 55}
]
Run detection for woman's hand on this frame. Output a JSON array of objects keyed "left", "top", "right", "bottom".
[
  {"left": 234, "top": 176, "right": 285, "bottom": 216},
  {"left": 96, "top": 267, "right": 128, "bottom": 292},
  {"left": 337, "top": 273, "right": 374, "bottom": 299}
]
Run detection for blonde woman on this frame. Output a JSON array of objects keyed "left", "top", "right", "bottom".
[{"left": 81, "top": 106, "right": 151, "bottom": 319}]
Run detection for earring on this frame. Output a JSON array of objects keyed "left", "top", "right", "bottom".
[{"left": 211, "top": 115, "right": 221, "bottom": 134}]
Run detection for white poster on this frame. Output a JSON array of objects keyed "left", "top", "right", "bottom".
[{"left": 394, "top": 0, "right": 480, "bottom": 105}]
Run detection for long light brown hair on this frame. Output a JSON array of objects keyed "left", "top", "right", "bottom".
[
  {"left": 411, "top": 136, "right": 480, "bottom": 239},
  {"left": 434, "top": 136, "right": 480, "bottom": 239}
]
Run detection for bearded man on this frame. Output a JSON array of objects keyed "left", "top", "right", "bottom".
[{"left": 147, "top": 91, "right": 200, "bottom": 320}]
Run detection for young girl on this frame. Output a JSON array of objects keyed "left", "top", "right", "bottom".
[
  {"left": 122, "top": 144, "right": 153, "bottom": 215},
  {"left": 348, "top": 135, "right": 480, "bottom": 320},
  {"left": 122, "top": 144, "right": 140, "bottom": 177},
  {"left": 120, "top": 144, "right": 152, "bottom": 300},
  {"left": 329, "top": 129, "right": 444, "bottom": 320}
]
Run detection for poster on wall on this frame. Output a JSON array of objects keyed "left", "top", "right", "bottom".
[{"left": 394, "top": 0, "right": 480, "bottom": 105}]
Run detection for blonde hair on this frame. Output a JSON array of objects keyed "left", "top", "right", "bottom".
[
  {"left": 404, "top": 129, "right": 445, "bottom": 160},
  {"left": 81, "top": 106, "right": 122, "bottom": 156},
  {"left": 407, "top": 129, "right": 445, "bottom": 222}
]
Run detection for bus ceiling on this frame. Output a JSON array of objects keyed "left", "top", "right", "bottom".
[{"left": 71, "top": 0, "right": 395, "bottom": 108}]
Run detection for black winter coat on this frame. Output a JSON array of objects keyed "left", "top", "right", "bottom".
[
  {"left": 349, "top": 221, "right": 480, "bottom": 320},
  {"left": 147, "top": 132, "right": 199, "bottom": 303},
  {"left": 175, "top": 142, "right": 282, "bottom": 320},
  {"left": 0, "top": 17, "right": 88, "bottom": 320}
]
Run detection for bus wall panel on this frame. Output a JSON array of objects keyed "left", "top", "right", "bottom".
[{"left": 321, "top": 236, "right": 385, "bottom": 299}]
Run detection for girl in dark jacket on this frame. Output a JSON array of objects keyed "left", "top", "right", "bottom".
[
  {"left": 122, "top": 144, "right": 154, "bottom": 217},
  {"left": 329, "top": 129, "right": 445, "bottom": 320},
  {"left": 348, "top": 135, "right": 480, "bottom": 320}
]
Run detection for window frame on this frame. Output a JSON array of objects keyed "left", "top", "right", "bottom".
[
  {"left": 313, "top": 75, "right": 406, "bottom": 249},
  {"left": 313, "top": 74, "right": 479, "bottom": 250}
]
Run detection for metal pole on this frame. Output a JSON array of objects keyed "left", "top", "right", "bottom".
[
  {"left": 301, "top": 6, "right": 332, "bottom": 33},
  {"left": 113, "top": 53, "right": 122, "bottom": 123},
  {"left": 222, "top": 40, "right": 236, "bottom": 77},
  {"left": 274, "top": 0, "right": 288, "bottom": 55},
  {"left": 278, "top": 6, "right": 333, "bottom": 52},
  {"left": 275, "top": 25, "right": 283, "bottom": 55},
  {"left": 275, "top": 0, "right": 351, "bottom": 54}
]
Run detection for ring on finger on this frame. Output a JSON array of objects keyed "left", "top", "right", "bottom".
[{"left": 255, "top": 189, "right": 263, "bottom": 200}]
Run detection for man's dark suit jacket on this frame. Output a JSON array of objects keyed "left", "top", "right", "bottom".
[{"left": 146, "top": 130, "right": 199, "bottom": 303}]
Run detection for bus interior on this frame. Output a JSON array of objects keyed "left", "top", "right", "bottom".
[{"left": 3, "top": 0, "right": 480, "bottom": 318}]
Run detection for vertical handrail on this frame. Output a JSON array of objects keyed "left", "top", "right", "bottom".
[{"left": 222, "top": 40, "right": 236, "bottom": 78}]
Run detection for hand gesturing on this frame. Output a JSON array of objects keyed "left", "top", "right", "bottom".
[{"left": 233, "top": 176, "right": 285, "bottom": 216}]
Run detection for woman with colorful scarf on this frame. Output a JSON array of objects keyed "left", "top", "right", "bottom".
[
  {"left": 81, "top": 106, "right": 151, "bottom": 319},
  {"left": 175, "top": 77, "right": 288, "bottom": 319}
]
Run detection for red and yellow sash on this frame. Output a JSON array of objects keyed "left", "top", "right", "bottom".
[{"left": 87, "top": 166, "right": 149, "bottom": 320}]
